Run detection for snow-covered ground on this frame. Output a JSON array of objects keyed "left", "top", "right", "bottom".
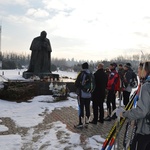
[
  {"left": 0, "top": 69, "right": 105, "bottom": 150},
  {"left": 0, "top": 69, "right": 78, "bottom": 82}
]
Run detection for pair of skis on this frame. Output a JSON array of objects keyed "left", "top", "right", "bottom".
[
  {"left": 123, "top": 85, "right": 141, "bottom": 150},
  {"left": 123, "top": 113, "right": 137, "bottom": 150},
  {"left": 101, "top": 90, "right": 137, "bottom": 150},
  {"left": 123, "top": 120, "right": 137, "bottom": 150}
]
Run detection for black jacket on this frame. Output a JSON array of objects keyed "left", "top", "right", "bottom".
[
  {"left": 123, "top": 68, "right": 133, "bottom": 88},
  {"left": 92, "top": 68, "right": 108, "bottom": 99}
]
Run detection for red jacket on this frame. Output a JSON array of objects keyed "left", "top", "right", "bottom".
[{"left": 107, "top": 69, "right": 120, "bottom": 91}]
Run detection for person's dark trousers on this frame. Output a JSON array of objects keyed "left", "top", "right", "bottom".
[
  {"left": 92, "top": 98, "right": 104, "bottom": 122},
  {"left": 130, "top": 133, "right": 150, "bottom": 150},
  {"left": 106, "top": 90, "right": 116, "bottom": 116},
  {"left": 123, "top": 91, "right": 131, "bottom": 106},
  {"left": 98, "top": 99, "right": 104, "bottom": 121},
  {"left": 79, "top": 98, "right": 91, "bottom": 124}
]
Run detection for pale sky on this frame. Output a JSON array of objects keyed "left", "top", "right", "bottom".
[{"left": 0, "top": 0, "right": 150, "bottom": 61}]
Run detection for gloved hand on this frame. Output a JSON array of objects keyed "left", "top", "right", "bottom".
[{"left": 116, "top": 107, "right": 125, "bottom": 117}]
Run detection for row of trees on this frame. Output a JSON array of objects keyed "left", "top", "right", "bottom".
[{"left": 0, "top": 51, "right": 149, "bottom": 72}]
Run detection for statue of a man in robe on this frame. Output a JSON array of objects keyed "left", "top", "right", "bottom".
[{"left": 27, "top": 31, "right": 52, "bottom": 73}]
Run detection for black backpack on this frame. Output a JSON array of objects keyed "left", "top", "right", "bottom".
[
  {"left": 130, "top": 71, "right": 138, "bottom": 88},
  {"left": 80, "top": 71, "right": 96, "bottom": 93}
]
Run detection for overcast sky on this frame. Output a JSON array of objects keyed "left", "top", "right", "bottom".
[{"left": 0, "top": 0, "right": 150, "bottom": 61}]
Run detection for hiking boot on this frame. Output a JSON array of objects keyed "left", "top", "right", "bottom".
[
  {"left": 111, "top": 114, "right": 117, "bottom": 120},
  {"left": 84, "top": 122, "right": 89, "bottom": 128},
  {"left": 89, "top": 120, "right": 97, "bottom": 125},
  {"left": 104, "top": 116, "right": 111, "bottom": 121},
  {"left": 74, "top": 123, "right": 83, "bottom": 128},
  {"left": 98, "top": 119, "right": 104, "bottom": 124}
]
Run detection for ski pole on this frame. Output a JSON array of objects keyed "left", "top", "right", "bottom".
[
  {"left": 101, "top": 91, "right": 137, "bottom": 150},
  {"left": 107, "top": 98, "right": 134, "bottom": 150},
  {"left": 123, "top": 121, "right": 131, "bottom": 148},
  {"left": 125, "top": 121, "right": 137, "bottom": 150},
  {"left": 123, "top": 85, "right": 141, "bottom": 149},
  {"left": 101, "top": 93, "right": 135, "bottom": 150},
  {"left": 115, "top": 88, "right": 123, "bottom": 149}
]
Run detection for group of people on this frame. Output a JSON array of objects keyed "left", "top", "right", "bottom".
[
  {"left": 75, "top": 61, "right": 137, "bottom": 125},
  {"left": 75, "top": 61, "right": 150, "bottom": 150}
]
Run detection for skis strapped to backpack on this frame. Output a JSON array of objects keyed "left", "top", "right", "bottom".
[{"left": 101, "top": 90, "right": 137, "bottom": 150}]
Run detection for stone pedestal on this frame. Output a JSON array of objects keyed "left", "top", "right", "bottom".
[
  {"left": 22, "top": 71, "right": 59, "bottom": 81},
  {"left": 0, "top": 81, "right": 75, "bottom": 102}
]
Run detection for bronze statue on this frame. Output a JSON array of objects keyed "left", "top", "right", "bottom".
[{"left": 27, "top": 31, "right": 52, "bottom": 73}]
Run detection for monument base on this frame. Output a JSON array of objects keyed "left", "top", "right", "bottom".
[{"left": 22, "top": 71, "right": 59, "bottom": 81}]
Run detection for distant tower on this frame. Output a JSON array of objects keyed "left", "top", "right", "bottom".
[
  {"left": 0, "top": 25, "right": 2, "bottom": 69},
  {"left": 0, "top": 25, "right": 2, "bottom": 52}
]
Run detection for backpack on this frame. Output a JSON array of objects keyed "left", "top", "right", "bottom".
[
  {"left": 80, "top": 71, "right": 96, "bottom": 93},
  {"left": 130, "top": 71, "right": 138, "bottom": 88}
]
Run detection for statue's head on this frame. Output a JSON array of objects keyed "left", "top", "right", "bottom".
[{"left": 40, "top": 31, "right": 47, "bottom": 40}]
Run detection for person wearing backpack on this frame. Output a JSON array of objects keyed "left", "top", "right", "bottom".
[
  {"left": 121, "top": 61, "right": 150, "bottom": 150},
  {"left": 90, "top": 63, "right": 108, "bottom": 124},
  {"left": 74, "top": 62, "right": 94, "bottom": 128},
  {"left": 104, "top": 62, "right": 120, "bottom": 121},
  {"left": 122, "top": 63, "right": 137, "bottom": 106}
]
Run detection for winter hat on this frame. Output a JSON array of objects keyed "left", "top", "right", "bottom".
[
  {"left": 110, "top": 62, "right": 117, "bottom": 68},
  {"left": 119, "top": 64, "right": 123, "bottom": 67},
  {"left": 124, "top": 63, "right": 131, "bottom": 68},
  {"left": 82, "top": 62, "right": 89, "bottom": 69}
]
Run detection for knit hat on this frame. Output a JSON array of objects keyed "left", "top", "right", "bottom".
[
  {"left": 82, "top": 62, "right": 89, "bottom": 69},
  {"left": 110, "top": 62, "right": 117, "bottom": 68},
  {"left": 124, "top": 63, "right": 131, "bottom": 68}
]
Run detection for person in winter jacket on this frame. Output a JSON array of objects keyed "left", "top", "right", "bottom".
[
  {"left": 118, "top": 64, "right": 125, "bottom": 89},
  {"left": 104, "top": 63, "right": 120, "bottom": 121},
  {"left": 121, "top": 61, "right": 150, "bottom": 150},
  {"left": 122, "top": 63, "right": 135, "bottom": 106},
  {"left": 74, "top": 62, "right": 92, "bottom": 128},
  {"left": 90, "top": 63, "right": 108, "bottom": 124}
]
